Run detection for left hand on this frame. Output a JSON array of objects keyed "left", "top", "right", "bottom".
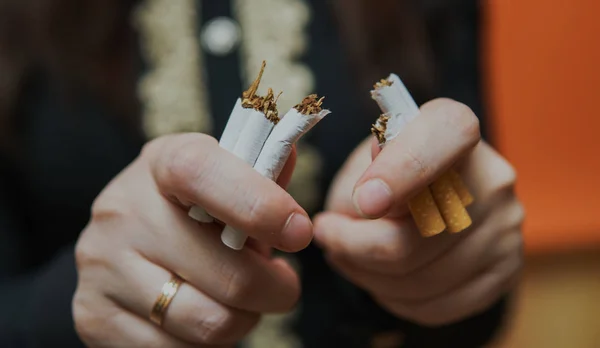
[{"left": 314, "top": 99, "right": 524, "bottom": 326}]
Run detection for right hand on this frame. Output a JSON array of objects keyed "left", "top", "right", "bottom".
[{"left": 72, "top": 133, "right": 312, "bottom": 347}]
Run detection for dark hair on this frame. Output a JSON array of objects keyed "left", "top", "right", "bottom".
[
  {"left": 0, "top": 0, "right": 442, "bottom": 144},
  {"left": 331, "top": 0, "right": 444, "bottom": 103},
  {"left": 0, "top": 0, "right": 140, "bottom": 147}
]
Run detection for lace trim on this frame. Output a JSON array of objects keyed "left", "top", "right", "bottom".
[{"left": 134, "top": 0, "right": 212, "bottom": 138}]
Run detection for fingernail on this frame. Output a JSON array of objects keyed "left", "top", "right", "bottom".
[
  {"left": 280, "top": 213, "right": 313, "bottom": 251},
  {"left": 353, "top": 179, "right": 393, "bottom": 218}
]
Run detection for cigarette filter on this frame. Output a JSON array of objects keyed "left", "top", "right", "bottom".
[
  {"left": 407, "top": 188, "right": 447, "bottom": 237},
  {"left": 430, "top": 172, "right": 472, "bottom": 233}
]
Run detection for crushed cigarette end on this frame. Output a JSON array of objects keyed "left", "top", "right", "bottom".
[
  {"left": 371, "top": 114, "right": 389, "bottom": 145},
  {"left": 260, "top": 88, "right": 281, "bottom": 123},
  {"left": 373, "top": 78, "right": 394, "bottom": 89},
  {"left": 294, "top": 94, "right": 325, "bottom": 115},
  {"left": 241, "top": 60, "right": 281, "bottom": 124},
  {"left": 242, "top": 60, "right": 266, "bottom": 103}
]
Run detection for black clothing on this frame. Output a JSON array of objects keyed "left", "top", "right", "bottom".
[{"left": 0, "top": 1, "right": 506, "bottom": 346}]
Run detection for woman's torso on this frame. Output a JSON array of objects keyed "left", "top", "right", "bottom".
[{"left": 1, "top": 1, "right": 485, "bottom": 346}]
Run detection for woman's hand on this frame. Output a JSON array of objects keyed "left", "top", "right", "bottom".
[
  {"left": 73, "top": 134, "right": 311, "bottom": 347},
  {"left": 314, "top": 99, "right": 524, "bottom": 326}
]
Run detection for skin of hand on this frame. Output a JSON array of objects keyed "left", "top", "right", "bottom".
[
  {"left": 72, "top": 134, "right": 308, "bottom": 348},
  {"left": 314, "top": 98, "right": 524, "bottom": 326}
]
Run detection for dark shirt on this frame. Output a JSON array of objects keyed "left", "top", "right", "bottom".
[{"left": 0, "top": 1, "right": 506, "bottom": 347}]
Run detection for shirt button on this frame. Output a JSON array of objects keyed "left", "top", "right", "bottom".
[{"left": 200, "top": 16, "right": 242, "bottom": 56}]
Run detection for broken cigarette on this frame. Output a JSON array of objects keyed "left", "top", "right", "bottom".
[
  {"left": 370, "top": 74, "right": 473, "bottom": 236},
  {"left": 221, "top": 95, "right": 330, "bottom": 250},
  {"left": 189, "top": 61, "right": 279, "bottom": 224}
]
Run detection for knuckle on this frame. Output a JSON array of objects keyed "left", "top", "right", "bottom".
[
  {"left": 74, "top": 234, "right": 102, "bottom": 270},
  {"left": 495, "top": 159, "right": 518, "bottom": 192},
  {"left": 502, "top": 161, "right": 518, "bottom": 184},
  {"left": 72, "top": 296, "right": 102, "bottom": 344},
  {"left": 442, "top": 101, "right": 481, "bottom": 144},
  {"left": 74, "top": 222, "right": 127, "bottom": 272},
  {"left": 90, "top": 193, "right": 135, "bottom": 223},
  {"left": 402, "top": 147, "right": 430, "bottom": 180},
  {"left": 487, "top": 157, "right": 519, "bottom": 203},
  {"left": 73, "top": 240, "right": 91, "bottom": 270},
  {"left": 511, "top": 201, "right": 526, "bottom": 228},
  {"left": 162, "top": 135, "right": 218, "bottom": 191},
  {"left": 187, "top": 307, "right": 239, "bottom": 344},
  {"left": 220, "top": 263, "right": 253, "bottom": 305},
  {"left": 164, "top": 150, "right": 198, "bottom": 191},
  {"left": 368, "top": 242, "right": 403, "bottom": 264},
  {"left": 239, "top": 193, "right": 269, "bottom": 232}
]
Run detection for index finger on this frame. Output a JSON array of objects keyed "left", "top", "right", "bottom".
[
  {"left": 145, "top": 134, "right": 312, "bottom": 252},
  {"left": 313, "top": 212, "right": 459, "bottom": 277},
  {"left": 353, "top": 99, "right": 481, "bottom": 219}
]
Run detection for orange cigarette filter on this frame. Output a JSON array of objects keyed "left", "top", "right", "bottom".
[
  {"left": 408, "top": 188, "right": 447, "bottom": 237},
  {"left": 429, "top": 172, "right": 472, "bottom": 233}
]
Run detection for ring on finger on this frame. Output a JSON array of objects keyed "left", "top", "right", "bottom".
[{"left": 150, "top": 274, "right": 184, "bottom": 326}]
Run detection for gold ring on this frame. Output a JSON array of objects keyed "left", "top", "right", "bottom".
[{"left": 150, "top": 274, "right": 184, "bottom": 326}]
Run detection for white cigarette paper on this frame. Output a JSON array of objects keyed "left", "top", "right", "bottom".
[
  {"left": 255, "top": 108, "right": 330, "bottom": 180},
  {"left": 370, "top": 74, "right": 420, "bottom": 143},
  {"left": 219, "top": 107, "right": 277, "bottom": 250},
  {"left": 221, "top": 99, "right": 330, "bottom": 250},
  {"left": 231, "top": 109, "right": 275, "bottom": 166},
  {"left": 189, "top": 61, "right": 277, "bottom": 224},
  {"left": 219, "top": 98, "right": 250, "bottom": 151}
]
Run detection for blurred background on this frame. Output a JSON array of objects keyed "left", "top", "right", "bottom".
[
  {"left": 483, "top": 0, "right": 600, "bottom": 346},
  {"left": 1, "top": 0, "right": 598, "bottom": 347}
]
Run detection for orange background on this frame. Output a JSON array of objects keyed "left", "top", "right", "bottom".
[{"left": 484, "top": 0, "right": 600, "bottom": 254}]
